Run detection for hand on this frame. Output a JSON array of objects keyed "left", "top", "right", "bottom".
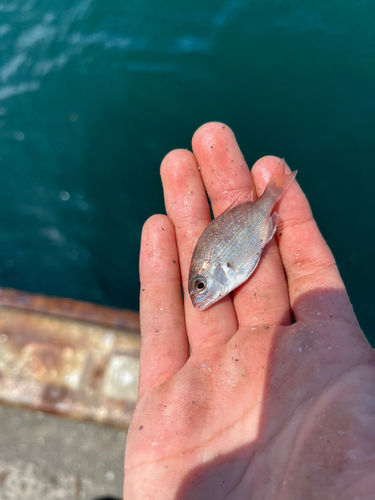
[{"left": 124, "top": 123, "right": 375, "bottom": 500}]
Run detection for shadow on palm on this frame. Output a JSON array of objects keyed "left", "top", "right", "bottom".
[{"left": 173, "top": 288, "right": 373, "bottom": 499}]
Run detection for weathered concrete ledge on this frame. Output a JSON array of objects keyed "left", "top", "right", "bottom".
[{"left": 0, "top": 287, "right": 140, "bottom": 428}]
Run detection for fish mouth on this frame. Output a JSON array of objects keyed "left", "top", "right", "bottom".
[
  {"left": 195, "top": 302, "right": 206, "bottom": 311},
  {"left": 191, "top": 290, "right": 212, "bottom": 311},
  {"left": 192, "top": 292, "right": 213, "bottom": 311}
]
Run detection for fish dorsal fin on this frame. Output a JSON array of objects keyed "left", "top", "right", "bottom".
[{"left": 220, "top": 187, "right": 256, "bottom": 215}]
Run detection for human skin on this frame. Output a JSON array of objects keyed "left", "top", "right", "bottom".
[{"left": 124, "top": 123, "right": 375, "bottom": 500}]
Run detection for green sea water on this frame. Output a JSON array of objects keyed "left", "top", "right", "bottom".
[{"left": 0, "top": 1, "right": 374, "bottom": 343}]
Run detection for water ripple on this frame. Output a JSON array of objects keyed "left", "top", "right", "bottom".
[
  {"left": 0, "top": 81, "right": 40, "bottom": 101},
  {"left": 69, "top": 31, "right": 148, "bottom": 51},
  {"left": 0, "top": 24, "right": 11, "bottom": 37},
  {"left": 16, "top": 24, "right": 56, "bottom": 49},
  {"left": 0, "top": 3, "right": 18, "bottom": 12},
  {"left": 212, "top": 1, "right": 245, "bottom": 27},
  {"left": 32, "top": 54, "right": 68, "bottom": 77},
  {"left": 274, "top": 9, "right": 338, "bottom": 33},
  {"left": 0, "top": 54, "right": 26, "bottom": 82}
]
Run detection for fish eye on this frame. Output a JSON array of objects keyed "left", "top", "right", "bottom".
[{"left": 193, "top": 276, "right": 207, "bottom": 292}]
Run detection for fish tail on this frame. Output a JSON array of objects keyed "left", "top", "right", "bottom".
[{"left": 263, "top": 160, "right": 297, "bottom": 204}]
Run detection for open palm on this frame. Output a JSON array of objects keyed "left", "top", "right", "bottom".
[{"left": 124, "top": 123, "right": 375, "bottom": 500}]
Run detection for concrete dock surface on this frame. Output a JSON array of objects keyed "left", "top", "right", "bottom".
[
  {"left": 0, "top": 288, "right": 141, "bottom": 499},
  {"left": 0, "top": 405, "right": 125, "bottom": 499}
]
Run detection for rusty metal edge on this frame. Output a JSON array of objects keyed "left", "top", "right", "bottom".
[{"left": 0, "top": 287, "right": 140, "bottom": 332}]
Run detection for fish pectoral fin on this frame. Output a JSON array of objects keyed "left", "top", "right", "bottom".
[
  {"left": 265, "top": 212, "right": 279, "bottom": 244},
  {"left": 223, "top": 262, "right": 239, "bottom": 282}
]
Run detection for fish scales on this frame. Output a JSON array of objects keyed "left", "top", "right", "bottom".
[
  {"left": 188, "top": 163, "right": 297, "bottom": 310},
  {"left": 199, "top": 204, "right": 268, "bottom": 268}
]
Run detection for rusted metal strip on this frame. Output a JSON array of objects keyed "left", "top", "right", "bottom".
[
  {"left": 0, "top": 290, "right": 140, "bottom": 428},
  {"left": 0, "top": 287, "right": 140, "bottom": 331}
]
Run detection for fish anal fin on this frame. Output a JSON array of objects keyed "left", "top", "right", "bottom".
[{"left": 265, "top": 212, "right": 279, "bottom": 244}]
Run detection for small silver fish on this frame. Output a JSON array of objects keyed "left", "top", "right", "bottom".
[{"left": 188, "top": 163, "right": 297, "bottom": 310}]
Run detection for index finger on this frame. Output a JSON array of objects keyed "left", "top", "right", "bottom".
[{"left": 161, "top": 149, "right": 239, "bottom": 351}]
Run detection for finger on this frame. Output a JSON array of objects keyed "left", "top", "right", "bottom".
[
  {"left": 192, "top": 123, "right": 292, "bottom": 327},
  {"left": 138, "top": 215, "right": 189, "bottom": 398},
  {"left": 161, "top": 149, "right": 238, "bottom": 351},
  {"left": 251, "top": 156, "right": 352, "bottom": 321},
  {"left": 192, "top": 122, "right": 257, "bottom": 216}
]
